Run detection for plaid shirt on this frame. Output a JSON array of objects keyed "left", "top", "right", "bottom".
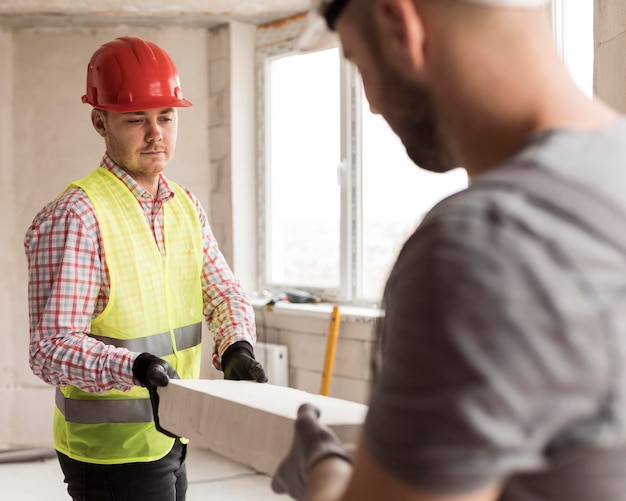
[{"left": 24, "top": 154, "right": 256, "bottom": 394}]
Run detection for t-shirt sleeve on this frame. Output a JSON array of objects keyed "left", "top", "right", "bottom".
[{"left": 363, "top": 193, "right": 609, "bottom": 494}]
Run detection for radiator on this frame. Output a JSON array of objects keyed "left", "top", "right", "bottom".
[{"left": 255, "top": 342, "right": 289, "bottom": 387}]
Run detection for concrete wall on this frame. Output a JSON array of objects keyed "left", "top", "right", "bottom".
[
  {"left": 1, "top": 27, "right": 210, "bottom": 449},
  {"left": 595, "top": 0, "right": 626, "bottom": 112},
  {"left": 207, "top": 22, "right": 257, "bottom": 293},
  {"left": 0, "top": 28, "right": 21, "bottom": 448},
  {"left": 256, "top": 305, "right": 376, "bottom": 404}
]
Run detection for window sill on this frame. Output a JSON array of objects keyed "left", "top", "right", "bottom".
[{"left": 251, "top": 299, "right": 383, "bottom": 324}]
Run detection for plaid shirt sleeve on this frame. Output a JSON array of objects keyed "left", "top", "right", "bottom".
[
  {"left": 180, "top": 187, "right": 257, "bottom": 370},
  {"left": 24, "top": 188, "right": 136, "bottom": 394}
]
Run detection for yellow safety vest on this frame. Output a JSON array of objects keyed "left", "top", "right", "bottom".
[{"left": 53, "top": 167, "right": 203, "bottom": 464}]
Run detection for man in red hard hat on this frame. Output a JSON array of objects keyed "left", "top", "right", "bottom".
[{"left": 24, "top": 36, "right": 266, "bottom": 501}]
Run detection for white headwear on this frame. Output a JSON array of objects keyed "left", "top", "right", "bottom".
[
  {"left": 295, "top": 0, "right": 549, "bottom": 52},
  {"left": 459, "top": 0, "right": 548, "bottom": 6}
]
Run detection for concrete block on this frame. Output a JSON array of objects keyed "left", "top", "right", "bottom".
[
  {"left": 209, "top": 58, "right": 230, "bottom": 92},
  {"left": 288, "top": 367, "right": 317, "bottom": 395},
  {"left": 209, "top": 124, "right": 232, "bottom": 160},
  {"left": 283, "top": 331, "right": 326, "bottom": 373},
  {"left": 158, "top": 380, "right": 368, "bottom": 475},
  {"left": 209, "top": 25, "right": 230, "bottom": 61}
]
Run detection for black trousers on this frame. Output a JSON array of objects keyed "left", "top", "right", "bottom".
[{"left": 57, "top": 440, "right": 188, "bottom": 501}]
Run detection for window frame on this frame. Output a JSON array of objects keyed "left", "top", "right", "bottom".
[
  {"left": 257, "top": 39, "right": 375, "bottom": 305},
  {"left": 255, "top": 1, "right": 594, "bottom": 306},
  {"left": 256, "top": 40, "right": 362, "bottom": 304}
]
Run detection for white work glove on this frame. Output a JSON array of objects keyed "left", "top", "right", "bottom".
[{"left": 271, "top": 403, "right": 351, "bottom": 500}]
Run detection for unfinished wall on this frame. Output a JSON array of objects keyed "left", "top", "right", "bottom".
[
  {"left": 208, "top": 24, "right": 234, "bottom": 268},
  {"left": 2, "top": 27, "right": 210, "bottom": 450},
  {"left": 256, "top": 305, "right": 376, "bottom": 404},
  {"left": 595, "top": 0, "right": 626, "bottom": 112},
  {"left": 0, "top": 28, "right": 19, "bottom": 448},
  {"left": 207, "top": 22, "right": 257, "bottom": 293}
]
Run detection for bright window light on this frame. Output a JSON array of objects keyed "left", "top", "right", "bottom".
[
  {"left": 266, "top": 49, "right": 341, "bottom": 289},
  {"left": 257, "top": 0, "right": 593, "bottom": 304},
  {"left": 361, "top": 89, "right": 467, "bottom": 299},
  {"left": 552, "top": 0, "right": 594, "bottom": 97}
]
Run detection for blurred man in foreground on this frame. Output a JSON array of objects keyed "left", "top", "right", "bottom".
[{"left": 272, "top": 1, "right": 626, "bottom": 500}]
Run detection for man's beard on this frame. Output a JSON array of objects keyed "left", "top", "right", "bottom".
[
  {"left": 376, "top": 60, "right": 457, "bottom": 173},
  {"left": 399, "top": 95, "right": 457, "bottom": 173}
]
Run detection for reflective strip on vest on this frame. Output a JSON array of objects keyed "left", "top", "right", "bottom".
[
  {"left": 56, "top": 389, "right": 153, "bottom": 424},
  {"left": 88, "top": 323, "right": 201, "bottom": 357}
]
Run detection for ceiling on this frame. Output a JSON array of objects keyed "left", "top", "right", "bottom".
[{"left": 0, "top": 0, "right": 312, "bottom": 29}]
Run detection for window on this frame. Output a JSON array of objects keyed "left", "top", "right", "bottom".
[
  {"left": 264, "top": 49, "right": 341, "bottom": 290},
  {"left": 360, "top": 101, "right": 467, "bottom": 298},
  {"left": 256, "top": 1, "right": 592, "bottom": 305},
  {"left": 257, "top": 42, "right": 467, "bottom": 305},
  {"left": 551, "top": 0, "right": 594, "bottom": 97}
]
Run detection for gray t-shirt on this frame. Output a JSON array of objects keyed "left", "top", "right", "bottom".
[{"left": 364, "top": 118, "right": 626, "bottom": 500}]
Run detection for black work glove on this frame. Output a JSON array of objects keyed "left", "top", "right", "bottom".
[
  {"left": 271, "top": 403, "right": 351, "bottom": 500},
  {"left": 221, "top": 341, "right": 268, "bottom": 382},
  {"left": 132, "top": 352, "right": 180, "bottom": 438}
]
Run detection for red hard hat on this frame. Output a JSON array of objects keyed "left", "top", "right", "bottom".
[{"left": 81, "top": 36, "right": 192, "bottom": 112}]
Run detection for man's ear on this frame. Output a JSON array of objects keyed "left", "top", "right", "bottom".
[
  {"left": 376, "top": 0, "right": 426, "bottom": 70},
  {"left": 91, "top": 109, "right": 107, "bottom": 138}
]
